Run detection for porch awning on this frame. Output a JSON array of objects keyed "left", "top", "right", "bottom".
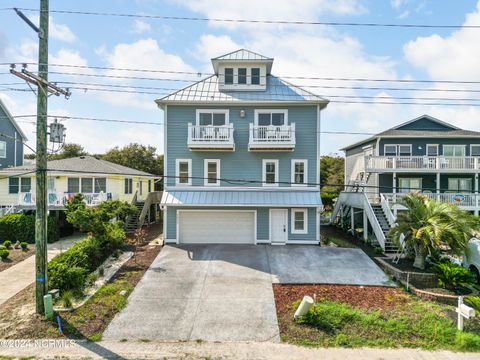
[{"left": 161, "top": 190, "right": 322, "bottom": 207}]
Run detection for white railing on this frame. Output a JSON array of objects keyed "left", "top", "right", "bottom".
[
  {"left": 63, "top": 192, "right": 118, "bottom": 206},
  {"left": 187, "top": 123, "right": 234, "bottom": 148},
  {"left": 17, "top": 192, "right": 118, "bottom": 207},
  {"left": 249, "top": 123, "right": 295, "bottom": 149},
  {"left": 380, "top": 194, "right": 396, "bottom": 227},
  {"left": 366, "top": 156, "right": 479, "bottom": 172},
  {"left": 382, "top": 192, "right": 480, "bottom": 208}
]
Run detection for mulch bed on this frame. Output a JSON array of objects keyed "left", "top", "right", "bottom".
[
  {"left": 0, "top": 246, "right": 35, "bottom": 272},
  {"left": 273, "top": 284, "right": 410, "bottom": 314}
]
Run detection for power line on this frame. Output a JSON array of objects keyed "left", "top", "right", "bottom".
[{"left": 9, "top": 8, "right": 480, "bottom": 29}]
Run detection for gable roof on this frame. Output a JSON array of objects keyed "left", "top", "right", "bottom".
[
  {"left": 0, "top": 155, "right": 158, "bottom": 177},
  {"left": 211, "top": 49, "right": 272, "bottom": 61},
  {"left": 156, "top": 74, "right": 329, "bottom": 105},
  {"left": 0, "top": 98, "right": 28, "bottom": 141},
  {"left": 341, "top": 115, "right": 480, "bottom": 151}
]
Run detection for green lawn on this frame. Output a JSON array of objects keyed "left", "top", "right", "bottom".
[{"left": 281, "top": 299, "right": 480, "bottom": 351}]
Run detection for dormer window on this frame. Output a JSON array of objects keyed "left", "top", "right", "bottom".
[
  {"left": 238, "top": 68, "right": 247, "bottom": 84},
  {"left": 251, "top": 68, "right": 260, "bottom": 85},
  {"left": 225, "top": 68, "right": 234, "bottom": 84}
]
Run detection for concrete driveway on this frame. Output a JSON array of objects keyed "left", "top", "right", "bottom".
[{"left": 104, "top": 245, "right": 393, "bottom": 342}]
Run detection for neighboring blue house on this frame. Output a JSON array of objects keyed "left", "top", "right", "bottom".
[
  {"left": 0, "top": 99, "right": 27, "bottom": 169},
  {"left": 333, "top": 115, "right": 480, "bottom": 253},
  {"left": 157, "top": 49, "right": 329, "bottom": 245}
]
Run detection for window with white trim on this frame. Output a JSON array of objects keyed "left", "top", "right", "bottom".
[
  {"left": 263, "top": 159, "right": 278, "bottom": 186},
  {"left": 176, "top": 159, "right": 192, "bottom": 185},
  {"left": 255, "top": 110, "right": 288, "bottom": 126},
  {"left": 224, "top": 68, "right": 234, "bottom": 84},
  {"left": 471, "top": 145, "right": 480, "bottom": 156},
  {"left": 291, "top": 159, "right": 307, "bottom": 185},
  {"left": 238, "top": 68, "right": 247, "bottom": 84},
  {"left": 196, "top": 109, "right": 229, "bottom": 126},
  {"left": 251, "top": 68, "right": 260, "bottom": 85},
  {"left": 204, "top": 159, "right": 220, "bottom": 186},
  {"left": 384, "top": 144, "right": 412, "bottom": 156},
  {"left": 68, "top": 178, "right": 80, "bottom": 193},
  {"left": 94, "top": 178, "right": 107, "bottom": 193},
  {"left": 443, "top": 145, "right": 465, "bottom": 157},
  {"left": 384, "top": 145, "right": 397, "bottom": 156},
  {"left": 448, "top": 178, "right": 472, "bottom": 192},
  {"left": 291, "top": 209, "right": 308, "bottom": 234},
  {"left": 398, "top": 178, "right": 422, "bottom": 193},
  {"left": 0, "top": 141, "right": 6, "bottom": 158},
  {"left": 399, "top": 145, "right": 412, "bottom": 156},
  {"left": 426, "top": 144, "right": 439, "bottom": 156}
]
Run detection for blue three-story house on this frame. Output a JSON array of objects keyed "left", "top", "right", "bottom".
[{"left": 157, "top": 49, "right": 328, "bottom": 245}]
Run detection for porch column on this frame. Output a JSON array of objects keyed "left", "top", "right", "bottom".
[
  {"left": 392, "top": 172, "right": 397, "bottom": 202},
  {"left": 351, "top": 207, "right": 355, "bottom": 232},
  {"left": 340, "top": 207, "right": 344, "bottom": 227},
  {"left": 363, "top": 209, "right": 368, "bottom": 241},
  {"left": 436, "top": 172, "right": 441, "bottom": 202},
  {"left": 475, "top": 173, "right": 479, "bottom": 216}
]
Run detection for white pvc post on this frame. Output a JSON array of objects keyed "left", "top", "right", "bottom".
[
  {"left": 458, "top": 296, "right": 464, "bottom": 331},
  {"left": 294, "top": 296, "right": 314, "bottom": 319}
]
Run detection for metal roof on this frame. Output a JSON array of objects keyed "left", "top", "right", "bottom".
[
  {"left": 211, "top": 49, "right": 272, "bottom": 61},
  {"left": 0, "top": 156, "right": 157, "bottom": 177},
  {"left": 156, "top": 75, "right": 329, "bottom": 104},
  {"left": 161, "top": 190, "right": 322, "bottom": 206}
]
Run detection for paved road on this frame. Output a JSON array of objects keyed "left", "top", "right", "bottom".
[
  {"left": 104, "top": 244, "right": 393, "bottom": 342},
  {"left": 0, "top": 339, "right": 478, "bottom": 360},
  {"left": 0, "top": 233, "right": 86, "bottom": 305}
]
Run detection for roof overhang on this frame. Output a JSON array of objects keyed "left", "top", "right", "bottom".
[
  {"left": 155, "top": 99, "right": 329, "bottom": 109},
  {"left": 161, "top": 190, "right": 322, "bottom": 207}
]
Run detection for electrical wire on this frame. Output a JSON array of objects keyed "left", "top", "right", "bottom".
[{"left": 9, "top": 8, "right": 480, "bottom": 29}]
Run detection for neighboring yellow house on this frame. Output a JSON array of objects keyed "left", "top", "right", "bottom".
[{"left": 0, "top": 156, "right": 162, "bottom": 229}]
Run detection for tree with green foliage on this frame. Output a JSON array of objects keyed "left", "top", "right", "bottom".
[
  {"left": 389, "top": 193, "right": 480, "bottom": 270},
  {"left": 101, "top": 143, "right": 163, "bottom": 175},
  {"left": 320, "top": 155, "right": 345, "bottom": 211}
]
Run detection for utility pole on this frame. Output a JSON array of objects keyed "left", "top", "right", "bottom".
[
  {"left": 12, "top": 2, "right": 70, "bottom": 314},
  {"left": 35, "top": 0, "right": 49, "bottom": 315}
]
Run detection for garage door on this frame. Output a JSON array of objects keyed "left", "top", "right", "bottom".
[{"left": 178, "top": 211, "right": 255, "bottom": 244}]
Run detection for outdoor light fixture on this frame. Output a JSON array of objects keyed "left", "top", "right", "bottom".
[{"left": 240, "top": 109, "right": 246, "bottom": 118}]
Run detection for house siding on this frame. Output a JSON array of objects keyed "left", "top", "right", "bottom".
[
  {"left": 165, "top": 105, "right": 318, "bottom": 188},
  {"left": 165, "top": 206, "right": 317, "bottom": 242},
  {"left": 0, "top": 105, "right": 24, "bottom": 168},
  {"left": 379, "top": 173, "right": 478, "bottom": 193},
  {"left": 396, "top": 118, "right": 453, "bottom": 131}
]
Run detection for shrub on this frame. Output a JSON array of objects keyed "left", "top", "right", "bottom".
[
  {"left": 20, "top": 242, "right": 28, "bottom": 251},
  {"left": 60, "top": 290, "right": 74, "bottom": 308},
  {"left": 87, "top": 273, "right": 98, "bottom": 286},
  {"left": 98, "top": 266, "right": 105, "bottom": 277},
  {"left": 0, "top": 214, "right": 59, "bottom": 244},
  {"left": 3, "top": 240, "right": 11, "bottom": 249},
  {"left": 48, "top": 262, "right": 87, "bottom": 295},
  {"left": 465, "top": 296, "right": 480, "bottom": 312},
  {"left": 0, "top": 248, "right": 9, "bottom": 260},
  {"left": 434, "top": 262, "right": 474, "bottom": 290}
]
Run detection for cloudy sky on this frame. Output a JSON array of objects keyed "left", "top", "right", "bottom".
[{"left": 0, "top": 0, "right": 479, "bottom": 155}]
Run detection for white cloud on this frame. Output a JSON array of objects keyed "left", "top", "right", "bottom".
[
  {"left": 130, "top": 20, "right": 152, "bottom": 34},
  {"left": 50, "top": 49, "right": 94, "bottom": 75},
  {"left": 391, "top": 0, "right": 408, "bottom": 10},
  {"left": 28, "top": 16, "right": 76, "bottom": 43},
  {"left": 404, "top": 2, "right": 480, "bottom": 80}
]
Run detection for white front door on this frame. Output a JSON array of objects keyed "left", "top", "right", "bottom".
[{"left": 270, "top": 209, "right": 288, "bottom": 244}]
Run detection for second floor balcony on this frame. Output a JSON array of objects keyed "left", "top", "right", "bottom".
[
  {"left": 187, "top": 123, "right": 235, "bottom": 151},
  {"left": 365, "top": 156, "right": 480, "bottom": 173},
  {"left": 248, "top": 123, "right": 296, "bottom": 151}
]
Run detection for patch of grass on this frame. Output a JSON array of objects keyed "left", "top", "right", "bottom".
[
  {"left": 285, "top": 298, "right": 480, "bottom": 351},
  {"left": 322, "top": 235, "right": 357, "bottom": 248}
]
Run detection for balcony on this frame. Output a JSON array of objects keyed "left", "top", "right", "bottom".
[
  {"left": 365, "top": 156, "right": 480, "bottom": 173},
  {"left": 382, "top": 192, "right": 480, "bottom": 210},
  {"left": 248, "top": 123, "right": 295, "bottom": 151},
  {"left": 187, "top": 123, "right": 235, "bottom": 151},
  {"left": 18, "top": 192, "right": 118, "bottom": 208}
]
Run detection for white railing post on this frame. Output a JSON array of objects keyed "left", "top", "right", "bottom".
[{"left": 187, "top": 123, "right": 192, "bottom": 144}]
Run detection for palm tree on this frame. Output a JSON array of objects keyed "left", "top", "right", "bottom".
[{"left": 389, "top": 193, "right": 480, "bottom": 270}]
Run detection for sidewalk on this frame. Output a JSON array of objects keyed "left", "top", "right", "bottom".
[
  {"left": 0, "top": 339, "right": 477, "bottom": 360},
  {"left": 0, "top": 233, "right": 86, "bottom": 305}
]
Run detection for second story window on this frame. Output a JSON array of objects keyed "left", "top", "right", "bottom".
[
  {"left": 0, "top": 141, "right": 6, "bottom": 158},
  {"left": 204, "top": 159, "right": 220, "bottom": 186},
  {"left": 176, "top": 159, "right": 192, "bottom": 185},
  {"left": 8, "top": 177, "right": 19, "bottom": 194},
  {"left": 443, "top": 145, "right": 465, "bottom": 157},
  {"left": 472, "top": 145, "right": 480, "bottom": 156},
  {"left": 197, "top": 110, "right": 228, "bottom": 126},
  {"left": 291, "top": 160, "right": 307, "bottom": 185},
  {"left": 68, "top": 178, "right": 80, "bottom": 193},
  {"left": 251, "top": 68, "right": 260, "bottom": 85},
  {"left": 238, "top": 68, "right": 247, "bottom": 84},
  {"left": 384, "top": 144, "right": 411, "bottom": 157},
  {"left": 427, "top": 144, "right": 438, "bottom": 156},
  {"left": 263, "top": 159, "right": 279, "bottom": 187},
  {"left": 124, "top": 178, "right": 133, "bottom": 194},
  {"left": 8, "top": 177, "right": 31, "bottom": 194},
  {"left": 256, "top": 110, "right": 288, "bottom": 126},
  {"left": 225, "top": 68, "right": 234, "bottom": 84}
]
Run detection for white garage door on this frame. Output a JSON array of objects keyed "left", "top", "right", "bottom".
[{"left": 178, "top": 211, "right": 255, "bottom": 244}]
